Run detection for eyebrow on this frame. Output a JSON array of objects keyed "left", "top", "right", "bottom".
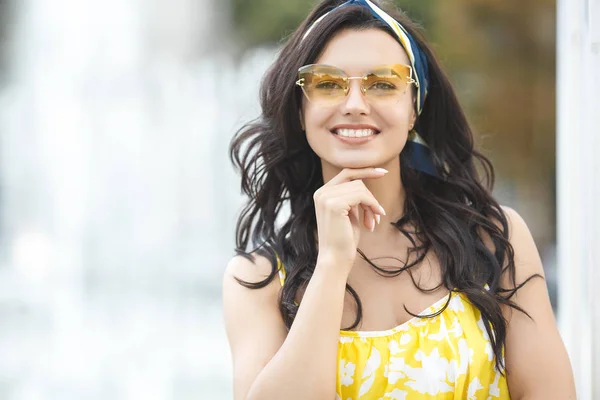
[
  {"left": 309, "top": 63, "right": 410, "bottom": 76},
  {"left": 313, "top": 63, "right": 389, "bottom": 71}
]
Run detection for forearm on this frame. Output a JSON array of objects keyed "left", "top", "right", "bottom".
[{"left": 246, "top": 261, "right": 347, "bottom": 400}]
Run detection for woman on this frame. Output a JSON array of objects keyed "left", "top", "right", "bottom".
[{"left": 223, "top": 0, "right": 576, "bottom": 398}]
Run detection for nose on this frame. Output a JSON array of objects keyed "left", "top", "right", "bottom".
[{"left": 340, "top": 79, "right": 370, "bottom": 115}]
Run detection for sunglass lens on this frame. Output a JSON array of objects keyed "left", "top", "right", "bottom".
[{"left": 299, "top": 66, "right": 346, "bottom": 105}]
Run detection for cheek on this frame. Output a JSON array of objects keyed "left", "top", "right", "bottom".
[
  {"left": 303, "top": 105, "right": 334, "bottom": 151},
  {"left": 303, "top": 106, "right": 336, "bottom": 158},
  {"left": 379, "top": 106, "right": 413, "bottom": 131},
  {"left": 303, "top": 103, "right": 330, "bottom": 130}
]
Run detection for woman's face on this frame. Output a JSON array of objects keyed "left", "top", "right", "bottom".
[{"left": 300, "top": 28, "right": 417, "bottom": 170}]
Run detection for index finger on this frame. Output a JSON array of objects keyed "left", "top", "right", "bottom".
[{"left": 325, "top": 167, "right": 389, "bottom": 186}]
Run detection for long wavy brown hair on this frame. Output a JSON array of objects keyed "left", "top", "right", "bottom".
[{"left": 228, "top": 0, "right": 540, "bottom": 374}]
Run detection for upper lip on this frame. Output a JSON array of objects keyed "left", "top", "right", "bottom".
[{"left": 330, "top": 124, "right": 380, "bottom": 133}]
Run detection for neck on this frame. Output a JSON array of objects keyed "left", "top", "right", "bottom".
[{"left": 321, "top": 158, "right": 406, "bottom": 236}]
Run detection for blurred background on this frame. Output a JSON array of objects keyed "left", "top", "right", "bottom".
[{"left": 0, "top": 0, "right": 595, "bottom": 399}]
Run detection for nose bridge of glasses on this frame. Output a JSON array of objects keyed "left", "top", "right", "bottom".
[
  {"left": 345, "top": 76, "right": 368, "bottom": 95},
  {"left": 342, "top": 77, "right": 371, "bottom": 109}
]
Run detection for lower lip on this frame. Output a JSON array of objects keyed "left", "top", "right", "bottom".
[{"left": 332, "top": 132, "right": 379, "bottom": 144}]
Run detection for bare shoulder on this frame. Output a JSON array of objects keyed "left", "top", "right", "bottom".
[
  {"left": 477, "top": 205, "right": 545, "bottom": 283},
  {"left": 498, "top": 205, "right": 547, "bottom": 284},
  {"left": 222, "top": 252, "right": 284, "bottom": 327},
  {"left": 500, "top": 205, "right": 535, "bottom": 244},
  {"left": 222, "top": 252, "right": 288, "bottom": 399},
  {"left": 224, "top": 252, "right": 279, "bottom": 286},
  {"left": 490, "top": 204, "right": 535, "bottom": 243}
]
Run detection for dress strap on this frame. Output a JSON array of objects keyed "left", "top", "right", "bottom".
[
  {"left": 276, "top": 253, "right": 286, "bottom": 287},
  {"left": 276, "top": 255, "right": 300, "bottom": 306}
]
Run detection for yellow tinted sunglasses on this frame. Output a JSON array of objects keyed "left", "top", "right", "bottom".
[{"left": 296, "top": 64, "right": 417, "bottom": 106}]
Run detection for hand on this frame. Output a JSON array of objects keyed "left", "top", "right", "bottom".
[{"left": 313, "top": 167, "right": 387, "bottom": 273}]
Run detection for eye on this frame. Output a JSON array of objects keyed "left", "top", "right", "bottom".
[
  {"left": 369, "top": 81, "right": 396, "bottom": 90},
  {"left": 315, "top": 81, "right": 343, "bottom": 90}
]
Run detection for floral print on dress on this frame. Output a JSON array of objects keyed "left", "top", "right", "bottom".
[
  {"left": 334, "top": 292, "right": 511, "bottom": 399},
  {"left": 340, "top": 359, "right": 356, "bottom": 387},
  {"left": 358, "top": 348, "right": 381, "bottom": 397}
]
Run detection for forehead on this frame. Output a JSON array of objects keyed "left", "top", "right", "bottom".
[{"left": 314, "top": 28, "right": 410, "bottom": 74}]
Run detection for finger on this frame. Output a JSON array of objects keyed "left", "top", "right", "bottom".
[
  {"left": 360, "top": 204, "right": 376, "bottom": 231},
  {"left": 324, "top": 183, "right": 386, "bottom": 216},
  {"left": 363, "top": 207, "right": 375, "bottom": 232},
  {"left": 335, "top": 190, "right": 386, "bottom": 217},
  {"left": 319, "top": 180, "right": 370, "bottom": 199},
  {"left": 349, "top": 204, "right": 360, "bottom": 226},
  {"left": 325, "top": 167, "right": 388, "bottom": 186}
]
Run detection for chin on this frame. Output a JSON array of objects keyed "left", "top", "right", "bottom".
[{"left": 329, "top": 156, "right": 385, "bottom": 169}]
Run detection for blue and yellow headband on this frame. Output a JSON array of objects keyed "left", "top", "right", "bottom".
[{"left": 302, "top": 0, "right": 429, "bottom": 116}]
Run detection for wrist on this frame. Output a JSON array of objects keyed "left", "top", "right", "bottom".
[{"left": 315, "top": 253, "right": 353, "bottom": 280}]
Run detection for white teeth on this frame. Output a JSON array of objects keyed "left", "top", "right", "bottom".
[{"left": 335, "top": 128, "right": 376, "bottom": 137}]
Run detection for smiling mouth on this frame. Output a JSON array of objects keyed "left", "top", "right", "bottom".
[{"left": 331, "top": 128, "right": 381, "bottom": 137}]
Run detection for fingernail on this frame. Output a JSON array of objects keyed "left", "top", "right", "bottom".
[
  {"left": 379, "top": 206, "right": 387, "bottom": 215},
  {"left": 374, "top": 168, "right": 388, "bottom": 174},
  {"left": 375, "top": 214, "right": 381, "bottom": 224}
]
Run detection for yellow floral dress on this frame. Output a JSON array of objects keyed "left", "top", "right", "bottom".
[{"left": 277, "top": 258, "right": 510, "bottom": 399}]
